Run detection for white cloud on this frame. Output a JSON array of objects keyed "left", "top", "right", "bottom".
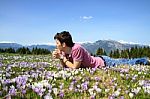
[
  {"left": 118, "top": 40, "right": 129, "bottom": 44},
  {"left": 25, "top": 42, "right": 55, "bottom": 46},
  {"left": 80, "top": 16, "right": 93, "bottom": 20},
  {"left": 75, "top": 41, "right": 94, "bottom": 44},
  {"left": 0, "top": 41, "right": 15, "bottom": 43},
  {"left": 118, "top": 40, "right": 139, "bottom": 45},
  {"left": 40, "top": 42, "right": 55, "bottom": 45}
]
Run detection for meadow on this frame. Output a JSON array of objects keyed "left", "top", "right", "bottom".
[{"left": 0, "top": 54, "right": 150, "bottom": 99}]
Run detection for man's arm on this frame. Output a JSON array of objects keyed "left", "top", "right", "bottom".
[
  {"left": 59, "top": 59, "right": 67, "bottom": 67},
  {"left": 62, "top": 56, "right": 81, "bottom": 69}
]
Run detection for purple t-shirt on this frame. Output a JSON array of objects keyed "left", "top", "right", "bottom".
[{"left": 65, "top": 43, "right": 105, "bottom": 68}]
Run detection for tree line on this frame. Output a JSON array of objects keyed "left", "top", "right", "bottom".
[
  {"left": 1, "top": 46, "right": 150, "bottom": 58},
  {"left": 96, "top": 46, "right": 150, "bottom": 58},
  {"left": 0, "top": 47, "right": 51, "bottom": 55}
]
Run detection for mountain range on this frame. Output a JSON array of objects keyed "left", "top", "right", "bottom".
[
  {"left": 82, "top": 40, "right": 147, "bottom": 54},
  {"left": 0, "top": 40, "right": 148, "bottom": 54}
]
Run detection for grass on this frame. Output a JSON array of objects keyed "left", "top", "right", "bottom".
[{"left": 0, "top": 54, "right": 150, "bottom": 98}]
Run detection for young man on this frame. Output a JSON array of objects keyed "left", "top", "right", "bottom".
[
  {"left": 52, "top": 31, "right": 150, "bottom": 69},
  {"left": 52, "top": 31, "right": 105, "bottom": 69}
]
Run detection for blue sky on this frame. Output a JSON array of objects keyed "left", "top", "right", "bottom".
[{"left": 0, "top": 0, "right": 150, "bottom": 45}]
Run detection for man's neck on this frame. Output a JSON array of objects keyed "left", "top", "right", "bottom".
[{"left": 64, "top": 47, "right": 72, "bottom": 54}]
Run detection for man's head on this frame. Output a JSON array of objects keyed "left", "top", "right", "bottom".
[{"left": 54, "top": 31, "right": 74, "bottom": 50}]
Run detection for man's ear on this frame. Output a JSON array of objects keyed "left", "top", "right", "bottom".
[{"left": 62, "top": 42, "right": 66, "bottom": 47}]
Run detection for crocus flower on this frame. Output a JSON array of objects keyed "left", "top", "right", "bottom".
[
  {"left": 120, "top": 96, "right": 124, "bottom": 99},
  {"left": 52, "top": 88, "right": 58, "bottom": 96},
  {"left": 94, "top": 77, "right": 101, "bottom": 81},
  {"left": 88, "top": 88, "right": 94, "bottom": 95},
  {"left": 9, "top": 85, "right": 17, "bottom": 96},
  {"left": 44, "top": 93, "right": 53, "bottom": 99},
  {"left": 59, "top": 91, "right": 64, "bottom": 98},
  {"left": 129, "top": 92, "right": 134, "bottom": 98},
  {"left": 22, "top": 89, "right": 26, "bottom": 94},
  {"left": 81, "top": 82, "right": 88, "bottom": 91},
  {"left": 90, "top": 95, "right": 95, "bottom": 99},
  {"left": 113, "top": 90, "right": 120, "bottom": 97},
  {"left": 96, "top": 88, "right": 102, "bottom": 93},
  {"left": 0, "top": 62, "right": 3, "bottom": 67},
  {"left": 108, "top": 95, "right": 115, "bottom": 99}
]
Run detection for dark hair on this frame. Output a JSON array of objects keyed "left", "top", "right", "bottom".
[{"left": 54, "top": 31, "right": 74, "bottom": 47}]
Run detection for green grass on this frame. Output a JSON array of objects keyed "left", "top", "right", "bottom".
[{"left": 0, "top": 54, "right": 150, "bottom": 98}]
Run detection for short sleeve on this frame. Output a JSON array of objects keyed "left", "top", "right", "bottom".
[{"left": 72, "top": 47, "right": 84, "bottom": 61}]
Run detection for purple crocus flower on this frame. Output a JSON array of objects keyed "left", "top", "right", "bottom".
[
  {"left": 90, "top": 95, "right": 95, "bottom": 99},
  {"left": 94, "top": 77, "right": 101, "bottom": 81},
  {"left": 69, "top": 84, "right": 74, "bottom": 91},
  {"left": 6, "top": 65, "right": 11, "bottom": 72},
  {"left": 81, "top": 82, "right": 88, "bottom": 91},
  {"left": 6, "top": 72, "right": 11, "bottom": 77},
  {"left": 120, "top": 96, "right": 124, "bottom": 99},
  {"left": 120, "top": 68, "right": 129, "bottom": 73},
  {"left": 9, "top": 85, "right": 16, "bottom": 96},
  {"left": 44, "top": 93, "right": 53, "bottom": 99},
  {"left": 90, "top": 68, "right": 96, "bottom": 74},
  {"left": 59, "top": 91, "right": 64, "bottom": 98},
  {"left": 0, "top": 62, "right": 3, "bottom": 67},
  {"left": 0, "top": 91, "right": 2, "bottom": 96},
  {"left": 15, "top": 76, "right": 28, "bottom": 90},
  {"left": 72, "top": 78, "right": 77, "bottom": 84},
  {"left": 22, "top": 89, "right": 26, "bottom": 94},
  {"left": 108, "top": 95, "right": 115, "bottom": 99},
  {"left": 59, "top": 83, "right": 64, "bottom": 90},
  {"left": 34, "top": 87, "right": 40, "bottom": 93},
  {"left": 74, "top": 88, "right": 78, "bottom": 92},
  {"left": 4, "top": 79, "right": 11, "bottom": 84}
]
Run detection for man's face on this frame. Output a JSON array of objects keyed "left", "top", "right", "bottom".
[{"left": 55, "top": 39, "right": 63, "bottom": 51}]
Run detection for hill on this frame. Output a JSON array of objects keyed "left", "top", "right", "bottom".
[{"left": 0, "top": 40, "right": 148, "bottom": 54}]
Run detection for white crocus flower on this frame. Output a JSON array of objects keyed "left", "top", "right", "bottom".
[
  {"left": 129, "top": 92, "right": 134, "bottom": 98},
  {"left": 96, "top": 88, "right": 102, "bottom": 93},
  {"left": 120, "top": 73, "right": 124, "bottom": 77},
  {"left": 139, "top": 80, "right": 145, "bottom": 86},
  {"left": 138, "top": 72, "right": 142, "bottom": 74},
  {"left": 74, "top": 70, "right": 79, "bottom": 75},
  {"left": 53, "top": 88, "right": 58, "bottom": 96},
  {"left": 44, "top": 93, "right": 53, "bottom": 99},
  {"left": 93, "top": 85, "right": 98, "bottom": 90},
  {"left": 66, "top": 73, "right": 71, "bottom": 78},
  {"left": 53, "top": 73, "right": 58, "bottom": 78},
  {"left": 49, "top": 76, "right": 53, "bottom": 80},
  {"left": 143, "top": 85, "right": 150, "bottom": 94},
  {"left": 114, "top": 77, "right": 117, "bottom": 81},
  {"left": 77, "top": 84, "right": 80, "bottom": 88},
  {"left": 88, "top": 88, "right": 94, "bottom": 95},
  {"left": 22, "top": 85, "right": 26, "bottom": 89},
  {"left": 114, "top": 90, "right": 120, "bottom": 96},
  {"left": 41, "top": 80, "right": 49, "bottom": 87},
  {"left": 105, "top": 89, "right": 110, "bottom": 93},
  {"left": 42, "top": 75, "right": 45, "bottom": 80},
  {"left": 11, "top": 78, "right": 16, "bottom": 83},
  {"left": 48, "top": 89, "right": 52, "bottom": 93},
  {"left": 69, "top": 76, "right": 73, "bottom": 80}
]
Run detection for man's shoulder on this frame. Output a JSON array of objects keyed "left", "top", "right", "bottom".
[
  {"left": 71, "top": 43, "right": 88, "bottom": 55},
  {"left": 72, "top": 43, "right": 83, "bottom": 50}
]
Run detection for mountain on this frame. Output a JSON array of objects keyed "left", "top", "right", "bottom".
[
  {"left": 0, "top": 43, "right": 23, "bottom": 50},
  {"left": 0, "top": 40, "right": 148, "bottom": 54},
  {"left": 27, "top": 45, "right": 55, "bottom": 51},
  {"left": 82, "top": 40, "right": 147, "bottom": 54},
  {"left": 0, "top": 43, "right": 55, "bottom": 51}
]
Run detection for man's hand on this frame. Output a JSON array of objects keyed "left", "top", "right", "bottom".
[{"left": 52, "top": 49, "right": 62, "bottom": 59}]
